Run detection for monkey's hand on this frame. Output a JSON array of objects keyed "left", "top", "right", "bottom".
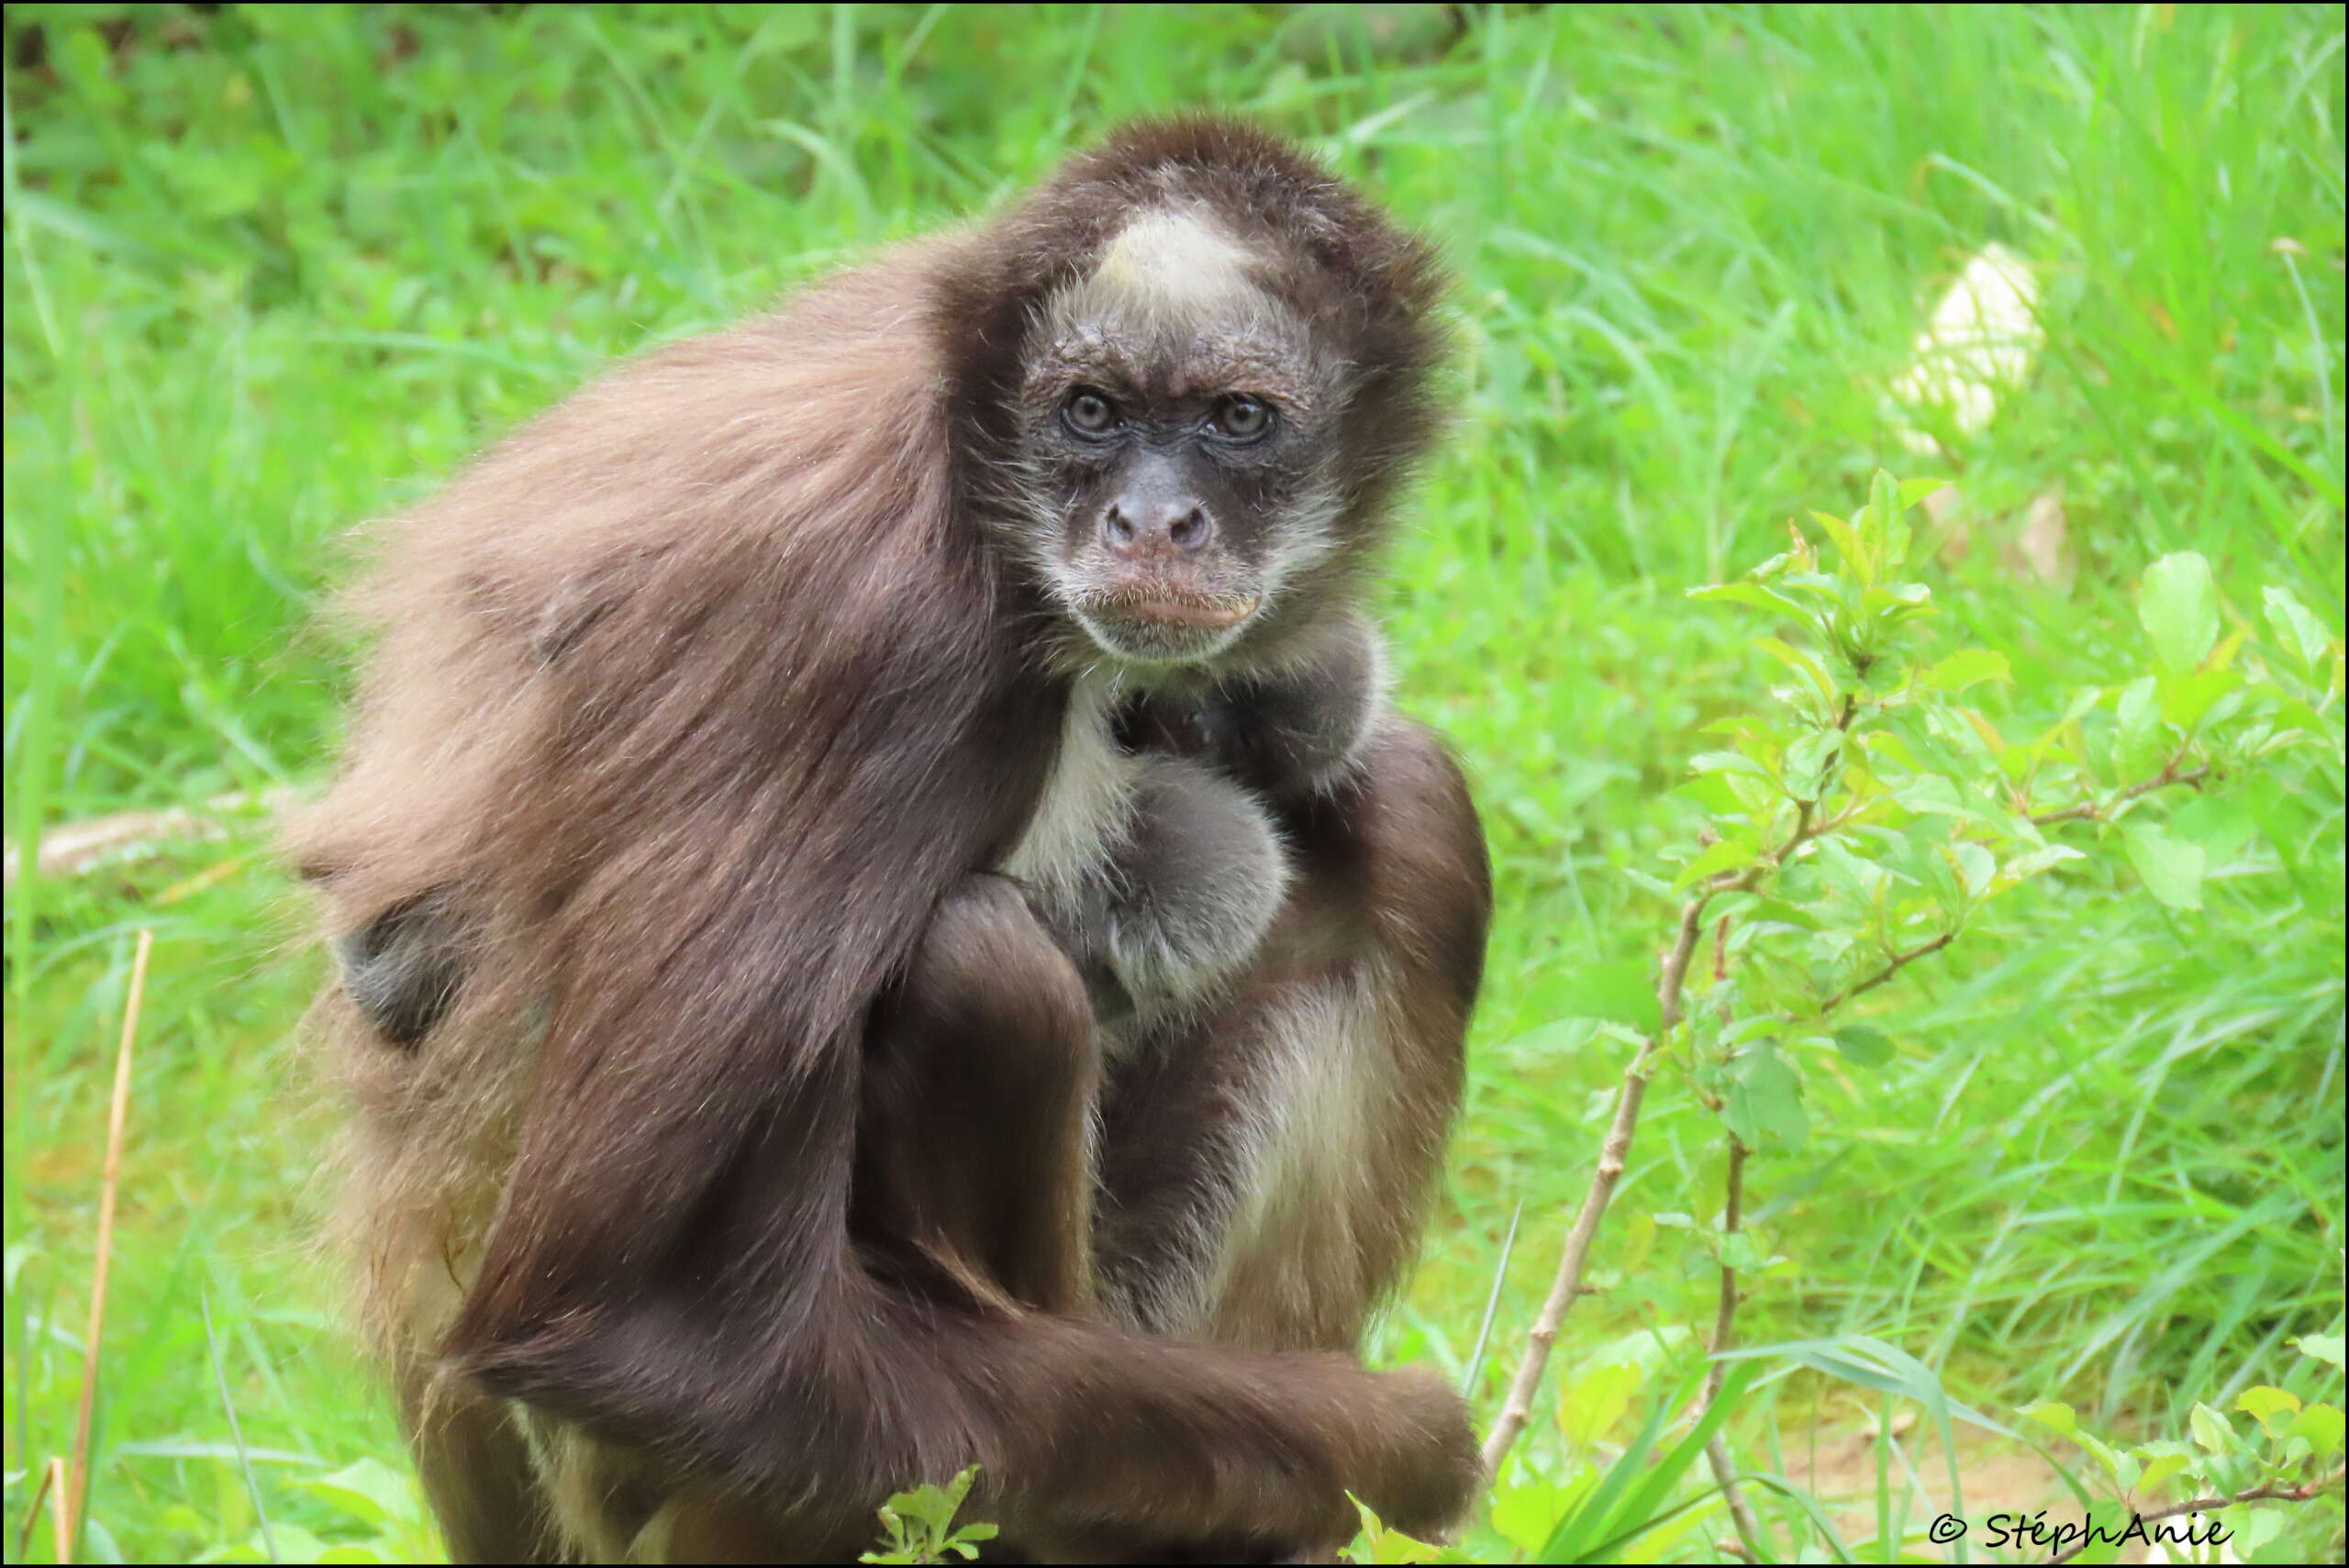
[
  {"left": 1198, "top": 613, "right": 1385, "bottom": 800},
  {"left": 330, "top": 888, "right": 471, "bottom": 1046},
  {"left": 1094, "top": 753, "right": 1289, "bottom": 1020}
]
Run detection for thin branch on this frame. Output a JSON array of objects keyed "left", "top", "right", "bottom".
[
  {"left": 1480, "top": 893, "right": 1709, "bottom": 1474},
  {"left": 47, "top": 1458, "right": 69, "bottom": 1566},
  {"left": 2030, "top": 762, "right": 2210, "bottom": 827},
  {"left": 1723, "top": 694, "right": 1865, "bottom": 889},
  {"left": 1688, "top": 915, "right": 1768, "bottom": 1558},
  {"left": 2046, "top": 1465, "right": 2346, "bottom": 1565},
  {"left": 1484, "top": 694, "right": 1872, "bottom": 1476},
  {"left": 3, "top": 787, "right": 288, "bottom": 888},
  {"left": 1817, "top": 931, "right": 1955, "bottom": 1016},
  {"left": 67, "top": 929, "right": 151, "bottom": 1562},
  {"left": 16, "top": 1457, "right": 59, "bottom": 1561},
  {"left": 1699, "top": 1133, "right": 1765, "bottom": 1559}
]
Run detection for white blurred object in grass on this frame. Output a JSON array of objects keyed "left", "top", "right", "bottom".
[{"left": 1887, "top": 242, "right": 2043, "bottom": 454}]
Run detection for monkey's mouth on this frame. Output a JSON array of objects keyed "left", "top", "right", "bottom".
[{"left": 1069, "top": 588, "right": 1263, "bottom": 662}]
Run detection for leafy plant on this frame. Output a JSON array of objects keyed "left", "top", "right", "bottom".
[
  {"left": 2014, "top": 1330, "right": 2344, "bottom": 1562},
  {"left": 1482, "top": 472, "right": 2345, "bottom": 1557},
  {"left": 859, "top": 1465, "right": 998, "bottom": 1565}
]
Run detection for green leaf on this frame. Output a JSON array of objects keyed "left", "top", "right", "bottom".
[
  {"left": 1860, "top": 583, "right": 1933, "bottom": 618},
  {"left": 2132, "top": 1441, "right": 2193, "bottom": 1496},
  {"left": 1672, "top": 771, "right": 1750, "bottom": 816},
  {"left": 2292, "top": 1332, "right": 2346, "bottom": 1369},
  {"left": 1724, "top": 1048, "right": 1808, "bottom": 1152},
  {"left": 1811, "top": 837, "right": 1880, "bottom": 900},
  {"left": 2233, "top": 1385, "right": 2301, "bottom": 1437},
  {"left": 1716, "top": 1230, "right": 1771, "bottom": 1271},
  {"left": 2263, "top": 585, "right": 2336, "bottom": 671},
  {"left": 2235, "top": 1508, "right": 2288, "bottom": 1553},
  {"left": 1998, "top": 844, "right": 2085, "bottom": 888},
  {"left": 2287, "top": 1402, "right": 2344, "bottom": 1459},
  {"left": 2077, "top": 1429, "right": 2137, "bottom": 1490},
  {"left": 2020, "top": 1400, "right": 2077, "bottom": 1437},
  {"left": 1342, "top": 1497, "right": 1448, "bottom": 1564},
  {"left": 230, "top": 1523, "right": 327, "bottom": 1563},
  {"left": 862, "top": 1466, "right": 988, "bottom": 1564},
  {"left": 1490, "top": 1473, "right": 1583, "bottom": 1556},
  {"left": 1832, "top": 1025, "right": 1895, "bottom": 1068},
  {"left": 2138, "top": 552, "right": 2220, "bottom": 673},
  {"left": 1754, "top": 636, "right": 1840, "bottom": 707},
  {"left": 2120, "top": 822, "right": 2205, "bottom": 911},
  {"left": 1688, "top": 582, "right": 1802, "bottom": 616},
  {"left": 1946, "top": 841, "right": 1997, "bottom": 898},
  {"left": 2114, "top": 675, "right": 2162, "bottom": 772},
  {"left": 1689, "top": 750, "right": 1772, "bottom": 779},
  {"left": 2166, "top": 795, "right": 2257, "bottom": 864},
  {"left": 58, "top": 27, "right": 129, "bottom": 109},
  {"left": 1782, "top": 728, "right": 1840, "bottom": 793},
  {"left": 2157, "top": 665, "right": 2239, "bottom": 731},
  {"left": 2188, "top": 1402, "right": 2235, "bottom": 1456},
  {"left": 1920, "top": 648, "right": 2012, "bottom": 693},
  {"left": 1673, "top": 837, "right": 1760, "bottom": 890},
  {"left": 1892, "top": 774, "right": 1978, "bottom": 820},
  {"left": 1810, "top": 510, "right": 1872, "bottom": 584},
  {"left": 1556, "top": 1355, "right": 1657, "bottom": 1447}
]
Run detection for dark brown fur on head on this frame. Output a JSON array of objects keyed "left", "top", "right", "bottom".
[{"left": 292, "top": 117, "right": 1485, "bottom": 1564}]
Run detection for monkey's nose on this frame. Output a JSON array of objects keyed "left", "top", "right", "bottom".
[{"left": 1103, "top": 502, "right": 1215, "bottom": 555}]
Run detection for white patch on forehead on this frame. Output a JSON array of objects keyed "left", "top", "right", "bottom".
[
  {"left": 1057, "top": 208, "right": 1269, "bottom": 328},
  {"left": 1099, "top": 209, "right": 1252, "bottom": 301}
]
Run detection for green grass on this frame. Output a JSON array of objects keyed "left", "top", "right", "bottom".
[{"left": 5, "top": 4, "right": 2343, "bottom": 1562}]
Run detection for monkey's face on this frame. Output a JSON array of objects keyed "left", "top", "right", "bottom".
[{"left": 1012, "top": 211, "right": 1352, "bottom": 669}]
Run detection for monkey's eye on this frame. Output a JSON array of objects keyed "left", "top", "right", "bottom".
[
  {"left": 1213, "top": 395, "right": 1273, "bottom": 440},
  {"left": 1062, "top": 387, "right": 1120, "bottom": 436}
]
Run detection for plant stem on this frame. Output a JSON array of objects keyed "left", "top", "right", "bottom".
[
  {"left": 2045, "top": 1465, "right": 2346, "bottom": 1565},
  {"left": 1818, "top": 931, "right": 1955, "bottom": 1016},
  {"left": 1479, "top": 891, "right": 1711, "bottom": 1474},
  {"left": 66, "top": 928, "right": 150, "bottom": 1562},
  {"left": 2030, "top": 762, "right": 2210, "bottom": 826},
  {"left": 1483, "top": 692, "right": 1869, "bottom": 1476},
  {"left": 1699, "top": 1132, "right": 1765, "bottom": 1558}
]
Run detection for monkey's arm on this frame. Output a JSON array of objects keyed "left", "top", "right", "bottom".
[
  {"left": 1068, "top": 752, "right": 1290, "bottom": 1024},
  {"left": 331, "top": 890, "right": 471, "bottom": 1046},
  {"left": 328, "top": 752, "right": 1294, "bottom": 1045},
  {"left": 1199, "top": 613, "right": 1386, "bottom": 799},
  {"left": 1061, "top": 631, "right": 1381, "bottom": 1026}
]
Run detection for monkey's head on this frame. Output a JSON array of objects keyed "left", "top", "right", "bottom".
[{"left": 946, "top": 119, "right": 1448, "bottom": 673}]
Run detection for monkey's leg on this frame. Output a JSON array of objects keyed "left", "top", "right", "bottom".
[
  {"left": 1096, "top": 715, "right": 1489, "bottom": 1355},
  {"left": 852, "top": 873, "right": 1101, "bottom": 1311},
  {"left": 573, "top": 875, "right": 1103, "bottom": 1564},
  {"left": 451, "top": 873, "right": 1471, "bottom": 1562}
]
